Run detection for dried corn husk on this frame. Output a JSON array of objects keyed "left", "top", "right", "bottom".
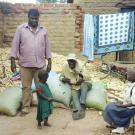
[{"left": 0, "top": 47, "right": 128, "bottom": 103}]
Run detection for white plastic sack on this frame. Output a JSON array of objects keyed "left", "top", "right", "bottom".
[
  {"left": 0, "top": 86, "right": 22, "bottom": 116},
  {"left": 47, "top": 71, "right": 71, "bottom": 107},
  {"left": 32, "top": 93, "right": 38, "bottom": 105},
  {"left": 86, "top": 82, "right": 107, "bottom": 111},
  {"left": 31, "top": 71, "right": 71, "bottom": 107}
]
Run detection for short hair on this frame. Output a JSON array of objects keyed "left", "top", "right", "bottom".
[
  {"left": 28, "top": 9, "right": 39, "bottom": 17},
  {"left": 38, "top": 69, "right": 48, "bottom": 83}
]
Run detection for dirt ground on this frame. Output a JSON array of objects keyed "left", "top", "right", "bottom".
[
  {"left": 0, "top": 107, "right": 133, "bottom": 135},
  {"left": 0, "top": 48, "right": 135, "bottom": 135}
]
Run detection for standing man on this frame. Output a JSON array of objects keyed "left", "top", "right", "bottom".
[
  {"left": 59, "top": 53, "right": 92, "bottom": 120},
  {"left": 10, "top": 9, "right": 52, "bottom": 116}
]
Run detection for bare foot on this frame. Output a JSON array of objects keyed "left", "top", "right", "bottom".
[
  {"left": 20, "top": 111, "right": 29, "bottom": 117},
  {"left": 44, "top": 122, "right": 51, "bottom": 127},
  {"left": 37, "top": 125, "right": 42, "bottom": 129}
]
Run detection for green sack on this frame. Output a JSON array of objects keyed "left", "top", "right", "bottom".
[
  {"left": 86, "top": 82, "right": 107, "bottom": 111},
  {"left": 0, "top": 86, "right": 22, "bottom": 116}
]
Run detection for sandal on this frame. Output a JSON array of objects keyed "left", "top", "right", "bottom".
[
  {"left": 20, "top": 111, "right": 29, "bottom": 117},
  {"left": 72, "top": 111, "right": 80, "bottom": 120},
  {"left": 106, "top": 124, "right": 116, "bottom": 129},
  {"left": 79, "top": 109, "right": 85, "bottom": 119},
  {"left": 37, "top": 125, "right": 42, "bottom": 129}
]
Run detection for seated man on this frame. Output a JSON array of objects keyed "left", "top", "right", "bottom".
[
  {"left": 59, "top": 53, "right": 92, "bottom": 120},
  {"left": 103, "top": 67, "right": 135, "bottom": 134}
]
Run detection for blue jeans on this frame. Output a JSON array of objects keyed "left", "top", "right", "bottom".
[{"left": 71, "top": 82, "right": 92, "bottom": 111}]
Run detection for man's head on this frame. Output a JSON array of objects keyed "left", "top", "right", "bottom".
[
  {"left": 28, "top": 9, "right": 39, "bottom": 28},
  {"left": 127, "top": 68, "right": 135, "bottom": 82},
  {"left": 38, "top": 69, "right": 49, "bottom": 84},
  {"left": 67, "top": 53, "right": 77, "bottom": 69}
]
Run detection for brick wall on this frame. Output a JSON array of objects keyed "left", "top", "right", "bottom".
[
  {"left": 74, "top": 0, "right": 135, "bottom": 14},
  {"left": 74, "top": 0, "right": 122, "bottom": 14},
  {"left": 0, "top": 3, "right": 83, "bottom": 56},
  {"left": 74, "top": 0, "right": 135, "bottom": 62},
  {"left": 0, "top": 1, "right": 135, "bottom": 60},
  {"left": 0, "top": 13, "right": 3, "bottom": 45}
]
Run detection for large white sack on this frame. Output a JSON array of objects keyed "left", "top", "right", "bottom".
[
  {"left": 32, "top": 93, "right": 38, "bottom": 106},
  {"left": 0, "top": 86, "right": 22, "bottom": 116},
  {"left": 31, "top": 71, "right": 71, "bottom": 107},
  {"left": 86, "top": 82, "right": 107, "bottom": 111},
  {"left": 47, "top": 71, "right": 71, "bottom": 107}
]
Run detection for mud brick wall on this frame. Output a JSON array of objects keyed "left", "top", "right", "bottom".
[
  {"left": 0, "top": 3, "right": 83, "bottom": 56},
  {"left": 0, "top": 13, "right": 2, "bottom": 45},
  {"left": 0, "top": 0, "right": 135, "bottom": 60},
  {"left": 74, "top": 0, "right": 135, "bottom": 61},
  {"left": 74, "top": 0, "right": 122, "bottom": 61},
  {"left": 74, "top": 0, "right": 122, "bottom": 14},
  {"left": 74, "top": 0, "right": 135, "bottom": 14}
]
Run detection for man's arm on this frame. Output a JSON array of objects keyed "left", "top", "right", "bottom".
[
  {"left": 45, "top": 30, "right": 52, "bottom": 72},
  {"left": 10, "top": 26, "right": 21, "bottom": 73},
  {"left": 73, "top": 66, "right": 84, "bottom": 85},
  {"left": 59, "top": 74, "right": 71, "bottom": 84},
  {"left": 37, "top": 92, "right": 53, "bottom": 102},
  {"left": 110, "top": 64, "right": 127, "bottom": 74},
  {"left": 59, "top": 68, "right": 71, "bottom": 84},
  {"left": 76, "top": 73, "right": 84, "bottom": 85},
  {"left": 116, "top": 103, "right": 134, "bottom": 108}
]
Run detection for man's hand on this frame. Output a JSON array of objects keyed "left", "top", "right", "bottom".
[
  {"left": 116, "top": 103, "right": 133, "bottom": 108},
  {"left": 47, "top": 58, "right": 51, "bottom": 72},
  {"left": 110, "top": 64, "right": 117, "bottom": 71},
  {"left": 116, "top": 103, "right": 125, "bottom": 108},
  {"left": 11, "top": 57, "right": 16, "bottom": 73},
  {"left": 62, "top": 77, "right": 71, "bottom": 84},
  {"left": 76, "top": 79, "right": 83, "bottom": 85},
  {"left": 76, "top": 73, "right": 84, "bottom": 85}
]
